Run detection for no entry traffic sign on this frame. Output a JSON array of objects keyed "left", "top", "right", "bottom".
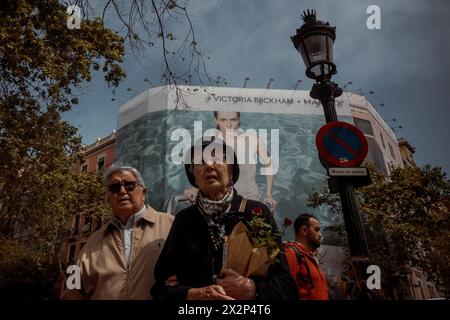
[{"left": 316, "top": 121, "right": 368, "bottom": 167}]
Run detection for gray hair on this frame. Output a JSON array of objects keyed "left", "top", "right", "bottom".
[{"left": 103, "top": 165, "right": 146, "bottom": 188}]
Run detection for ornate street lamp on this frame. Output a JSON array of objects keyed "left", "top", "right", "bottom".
[
  {"left": 291, "top": 9, "right": 336, "bottom": 82},
  {"left": 291, "top": 10, "right": 342, "bottom": 123},
  {"left": 291, "top": 10, "right": 369, "bottom": 257}
]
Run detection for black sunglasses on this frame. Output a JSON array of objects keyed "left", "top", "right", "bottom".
[{"left": 108, "top": 181, "right": 138, "bottom": 193}]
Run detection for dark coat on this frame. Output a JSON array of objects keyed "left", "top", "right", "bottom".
[{"left": 151, "top": 190, "right": 298, "bottom": 300}]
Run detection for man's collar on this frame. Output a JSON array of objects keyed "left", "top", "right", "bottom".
[
  {"left": 294, "top": 241, "right": 315, "bottom": 256},
  {"left": 101, "top": 205, "right": 157, "bottom": 234},
  {"left": 141, "top": 205, "right": 158, "bottom": 224},
  {"left": 111, "top": 205, "right": 146, "bottom": 228}
]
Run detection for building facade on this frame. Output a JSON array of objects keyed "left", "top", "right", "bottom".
[
  {"left": 396, "top": 138, "right": 444, "bottom": 299},
  {"left": 408, "top": 268, "right": 442, "bottom": 300},
  {"left": 398, "top": 138, "right": 416, "bottom": 168},
  {"left": 114, "top": 85, "right": 356, "bottom": 234},
  {"left": 347, "top": 92, "right": 403, "bottom": 175},
  {"left": 59, "top": 131, "right": 116, "bottom": 268}
]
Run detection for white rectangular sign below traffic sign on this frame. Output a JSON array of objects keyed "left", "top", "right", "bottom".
[{"left": 328, "top": 167, "right": 368, "bottom": 177}]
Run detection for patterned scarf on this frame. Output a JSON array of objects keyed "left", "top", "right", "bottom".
[{"left": 197, "top": 187, "right": 234, "bottom": 252}]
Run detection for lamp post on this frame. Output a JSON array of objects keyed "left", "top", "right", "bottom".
[{"left": 291, "top": 10, "right": 369, "bottom": 256}]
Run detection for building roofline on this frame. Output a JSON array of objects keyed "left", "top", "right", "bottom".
[
  {"left": 398, "top": 138, "right": 415, "bottom": 153},
  {"left": 346, "top": 92, "right": 398, "bottom": 142},
  {"left": 82, "top": 131, "right": 116, "bottom": 156}
]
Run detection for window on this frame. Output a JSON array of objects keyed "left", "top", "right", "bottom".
[
  {"left": 388, "top": 143, "right": 396, "bottom": 160},
  {"left": 427, "top": 284, "right": 434, "bottom": 299},
  {"left": 379, "top": 133, "right": 385, "bottom": 149},
  {"left": 416, "top": 279, "right": 425, "bottom": 300},
  {"left": 67, "top": 243, "right": 76, "bottom": 264},
  {"left": 94, "top": 219, "right": 102, "bottom": 231},
  {"left": 81, "top": 161, "right": 88, "bottom": 172},
  {"left": 353, "top": 118, "right": 373, "bottom": 136},
  {"left": 83, "top": 215, "right": 91, "bottom": 233},
  {"left": 97, "top": 156, "right": 105, "bottom": 172},
  {"left": 365, "top": 136, "right": 388, "bottom": 175}
]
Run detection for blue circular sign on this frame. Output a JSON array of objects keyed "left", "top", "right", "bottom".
[{"left": 316, "top": 121, "right": 368, "bottom": 167}]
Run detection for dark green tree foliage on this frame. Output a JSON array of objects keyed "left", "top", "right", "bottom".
[
  {"left": 308, "top": 164, "right": 450, "bottom": 298},
  {"left": 0, "top": 0, "right": 124, "bottom": 297}
]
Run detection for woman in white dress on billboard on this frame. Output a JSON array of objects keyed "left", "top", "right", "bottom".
[{"left": 184, "top": 111, "right": 277, "bottom": 210}]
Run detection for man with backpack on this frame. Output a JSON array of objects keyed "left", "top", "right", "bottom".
[{"left": 285, "top": 213, "right": 329, "bottom": 300}]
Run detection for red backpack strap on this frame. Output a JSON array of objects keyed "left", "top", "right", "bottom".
[{"left": 286, "top": 243, "right": 315, "bottom": 289}]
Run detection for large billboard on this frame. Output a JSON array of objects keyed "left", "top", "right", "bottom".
[{"left": 116, "top": 85, "right": 353, "bottom": 241}]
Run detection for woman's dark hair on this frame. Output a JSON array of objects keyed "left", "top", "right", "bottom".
[{"left": 294, "top": 213, "right": 317, "bottom": 235}]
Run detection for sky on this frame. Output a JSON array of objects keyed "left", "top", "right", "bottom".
[{"left": 65, "top": 0, "right": 450, "bottom": 176}]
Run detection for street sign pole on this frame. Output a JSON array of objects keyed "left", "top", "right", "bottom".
[
  {"left": 311, "top": 82, "right": 369, "bottom": 257},
  {"left": 338, "top": 180, "right": 369, "bottom": 256}
]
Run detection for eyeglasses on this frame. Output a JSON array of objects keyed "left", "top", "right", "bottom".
[{"left": 107, "top": 181, "right": 138, "bottom": 193}]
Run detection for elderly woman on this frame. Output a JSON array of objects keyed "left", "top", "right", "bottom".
[{"left": 151, "top": 139, "right": 297, "bottom": 300}]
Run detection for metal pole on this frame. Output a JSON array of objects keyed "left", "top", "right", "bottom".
[
  {"left": 312, "top": 82, "right": 339, "bottom": 122},
  {"left": 311, "top": 80, "right": 369, "bottom": 256},
  {"left": 338, "top": 179, "right": 369, "bottom": 256}
]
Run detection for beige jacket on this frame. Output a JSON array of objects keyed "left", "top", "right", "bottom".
[{"left": 62, "top": 205, "right": 173, "bottom": 300}]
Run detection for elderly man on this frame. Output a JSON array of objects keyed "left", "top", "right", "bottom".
[{"left": 62, "top": 165, "right": 173, "bottom": 300}]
